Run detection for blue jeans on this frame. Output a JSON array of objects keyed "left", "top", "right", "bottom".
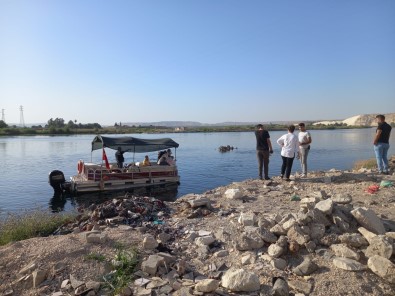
[{"left": 374, "top": 143, "right": 390, "bottom": 172}]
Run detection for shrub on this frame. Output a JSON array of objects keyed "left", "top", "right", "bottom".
[
  {"left": 0, "top": 209, "right": 77, "bottom": 246},
  {"left": 353, "top": 158, "right": 377, "bottom": 170}
]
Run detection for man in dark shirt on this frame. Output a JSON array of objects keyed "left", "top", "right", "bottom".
[
  {"left": 115, "top": 147, "right": 125, "bottom": 168},
  {"left": 373, "top": 114, "right": 392, "bottom": 174},
  {"left": 255, "top": 124, "right": 273, "bottom": 180}
]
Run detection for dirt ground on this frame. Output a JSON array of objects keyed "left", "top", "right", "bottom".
[{"left": 1, "top": 159, "right": 395, "bottom": 296}]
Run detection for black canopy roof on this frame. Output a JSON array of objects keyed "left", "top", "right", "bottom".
[{"left": 91, "top": 135, "right": 179, "bottom": 153}]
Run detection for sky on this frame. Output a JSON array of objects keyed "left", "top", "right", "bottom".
[{"left": 1, "top": 0, "right": 394, "bottom": 125}]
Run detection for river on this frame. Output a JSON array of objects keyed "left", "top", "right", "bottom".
[{"left": 0, "top": 128, "right": 393, "bottom": 214}]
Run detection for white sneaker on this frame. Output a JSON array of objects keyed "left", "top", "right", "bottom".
[{"left": 300, "top": 174, "right": 306, "bottom": 178}]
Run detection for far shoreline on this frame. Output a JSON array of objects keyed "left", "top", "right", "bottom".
[{"left": 0, "top": 125, "right": 373, "bottom": 137}]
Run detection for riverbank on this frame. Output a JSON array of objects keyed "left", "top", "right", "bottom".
[
  {"left": 1, "top": 158, "right": 395, "bottom": 295},
  {"left": 0, "top": 124, "right": 371, "bottom": 136}
]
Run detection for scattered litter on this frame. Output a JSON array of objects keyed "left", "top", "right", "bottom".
[
  {"left": 290, "top": 195, "right": 301, "bottom": 201},
  {"left": 365, "top": 184, "right": 380, "bottom": 194},
  {"left": 380, "top": 180, "right": 393, "bottom": 188}
]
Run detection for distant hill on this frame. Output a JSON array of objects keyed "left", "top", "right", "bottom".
[{"left": 313, "top": 113, "right": 395, "bottom": 126}]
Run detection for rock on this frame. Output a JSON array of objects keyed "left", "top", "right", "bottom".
[
  {"left": 158, "top": 232, "right": 171, "bottom": 243},
  {"left": 270, "top": 224, "right": 287, "bottom": 236},
  {"left": 315, "top": 199, "right": 333, "bottom": 215},
  {"left": 61, "top": 279, "right": 70, "bottom": 289},
  {"left": 70, "top": 274, "right": 85, "bottom": 289},
  {"left": 272, "top": 277, "right": 289, "bottom": 296},
  {"left": 365, "top": 236, "right": 393, "bottom": 259},
  {"left": 85, "top": 281, "right": 101, "bottom": 292},
  {"left": 288, "top": 224, "right": 309, "bottom": 245},
  {"left": 332, "top": 257, "right": 366, "bottom": 271},
  {"left": 146, "top": 277, "right": 167, "bottom": 289},
  {"left": 258, "top": 217, "right": 276, "bottom": 229},
  {"left": 358, "top": 227, "right": 377, "bottom": 244},
  {"left": 32, "top": 269, "right": 47, "bottom": 288},
  {"left": 241, "top": 253, "right": 256, "bottom": 265},
  {"left": 332, "top": 210, "right": 351, "bottom": 232},
  {"left": 292, "top": 258, "right": 318, "bottom": 276},
  {"left": 309, "top": 223, "right": 325, "bottom": 241},
  {"left": 195, "top": 235, "right": 215, "bottom": 246},
  {"left": 224, "top": 188, "right": 242, "bottom": 199},
  {"left": 339, "top": 233, "right": 368, "bottom": 248},
  {"left": 350, "top": 207, "right": 386, "bottom": 234},
  {"left": 141, "top": 255, "right": 165, "bottom": 275},
  {"left": 313, "top": 190, "right": 327, "bottom": 199},
  {"left": 288, "top": 279, "right": 313, "bottom": 295},
  {"left": 300, "top": 197, "right": 317, "bottom": 209},
  {"left": 260, "top": 228, "right": 278, "bottom": 243},
  {"left": 235, "top": 230, "right": 264, "bottom": 251},
  {"left": 120, "top": 286, "right": 132, "bottom": 296},
  {"left": 330, "top": 244, "right": 360, "bottom": 260},
  {"left": 332, "top": 194, "right": 352, "bottom": 204},
  {"left": 282, "top": 218, "right": 296, "bottom": 231},
  {"left": 320, "top": 234, "right": 340, "bottom": 247},
  {"left": 289, "top": 240, "right": 300, "bottom": 253},
  {"left": 198, "top": 230, "right": 212, "bottom": 236},
  {"left": 238, "top": 212, "right": 256, "bottom": 226},
  {"left": 157, "top": 252, "right": 176, "bottom": 264},
  {"left": 309, "top": 208, "right": 331, "bottom": 226},
  {"left": 214, "top": 250, "right": 229, "bottom": 258},
  {"left": 268, "top": 243, "right": 286, "bottom": 258},
  {"left": 52, "top": 292, "right": 64, "bottom": 296},
  {"left": 85, "top": 232, "right": 106, "bottom": 244},
  {"left": 188, "top": 197, "right": 211, "bottom": 208},
  {"left": 19, "top": 262, "right": 37, "bottom": 275},
  {"left": 305, "top": 241, "right": 316, "bottom": 253},
  {"left": 195, "top": 279, "right": 219, "bottom": 292},
  {"left": 367, "top": 255, "right": 395, "bottom": 283},
  {"left": 271, "top": 258, "right": 287, "bottom": 270},
  {"left": 221, "top": 269, "right": 260, "bottom": 292},
  {"left": 143, "top": 234, "right": 158, "bottom": 250}
]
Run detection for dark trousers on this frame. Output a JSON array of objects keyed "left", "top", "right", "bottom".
[
  {"left": 117, "top": 162, "right": 123, "bottom": 168},
  {"left": 256, "top": 150, "right": 270, "bottom": 178},
  {"left": 281, "top": 156, "right": 295, "bottom": 179}
]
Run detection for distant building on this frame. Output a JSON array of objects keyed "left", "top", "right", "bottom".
[{"left": 174, "top": 127, "right": 185, "bottom": 132}]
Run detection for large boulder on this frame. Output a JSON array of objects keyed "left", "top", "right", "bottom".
[
  {"left": 350, "top": 207, "right": 386, "bottom": 235},
  {"left": 315, "top": 199, "right": 334, "bottom": 215},
  {"left": 368, "top": 255, "right": 395, "bottom": 283},
  {"left": 195, "top": 279, "right": 219, "bottom": 292},
  {"left": 221, "top": 269, "right": 260, "bottom": 292},
  {"left": 365, "top": 236, "right": 393, "bottom": 259},
  {"left": 330, "top": 244, "right": 360, "bottom": 260}
]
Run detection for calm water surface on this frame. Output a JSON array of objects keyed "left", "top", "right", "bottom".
[{"left": 0, "top": 129, "right": 393, "bottom": 214}]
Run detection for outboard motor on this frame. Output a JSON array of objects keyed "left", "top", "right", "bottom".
[{"left": 49, "top": 170, "right": 66, "bottom": 193}]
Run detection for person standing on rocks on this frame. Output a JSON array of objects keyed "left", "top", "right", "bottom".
[
  {"left": 373, "top": 114, "right": 392, "bottom": 174},
  {"left": 255, "top": 124, "right": 273, "bottom": 180},
  {"left": 277, "top": 125, "right": 299, "bottom": 181},
  {"left": 298, "top": 122, "right": 312, "bottom": 177}
]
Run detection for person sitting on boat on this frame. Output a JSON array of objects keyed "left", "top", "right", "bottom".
[
  {"left": 157, "top": 150, "right": 166, "bottom": 161},
  {"left": 115, "top": 147, "right": 125, "bottom": 168},
  {"left": 157, "top": 154, "right": 169, "bottom": 165},
  {"left": 141, "top": 155, "right": 151, "bottom": 166},
  {"left": 166, "top": 149, "right": 175, "bottom": 165}
]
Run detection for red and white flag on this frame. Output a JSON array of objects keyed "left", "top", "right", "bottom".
[{"left": 102, "top": 148, "right": 110, "bottom": 169}]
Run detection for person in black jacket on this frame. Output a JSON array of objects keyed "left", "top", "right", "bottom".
[
  {"left": 255, "top": 124, "right": 273, "bottom": 180},
  {"left": 373, "top": 114, "right": 392, "bottom": 174},
  {"left": 115, "top": 147, "right": 125, "bottom": 168}
]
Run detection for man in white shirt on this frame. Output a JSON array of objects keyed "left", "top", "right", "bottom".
[
  {"left": 277, "top": 125, "right": 299, "bottom": 181},
  {"left": 298, "top": 123, "right": 312, "bottom": 177}
]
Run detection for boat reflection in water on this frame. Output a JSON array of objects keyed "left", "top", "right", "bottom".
[{"left": 50, "top": 183, "right": 179, "bottom": 212}]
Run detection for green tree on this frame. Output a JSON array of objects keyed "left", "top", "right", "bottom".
[{"left": 0, "top": 120, "right": 8, "bottom": 128}]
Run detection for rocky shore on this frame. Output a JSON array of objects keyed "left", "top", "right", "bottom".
[{"left": 1, "top": 157, "right": 395, "bottom": 296}]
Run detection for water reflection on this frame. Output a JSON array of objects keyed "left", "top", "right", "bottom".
[{"left": 49, "top": 192, "right": 76, "bottom": 212}]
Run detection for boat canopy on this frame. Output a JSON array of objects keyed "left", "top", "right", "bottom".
[{"left": 91, "top": 135, "right": 179, "bottom": 153}]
